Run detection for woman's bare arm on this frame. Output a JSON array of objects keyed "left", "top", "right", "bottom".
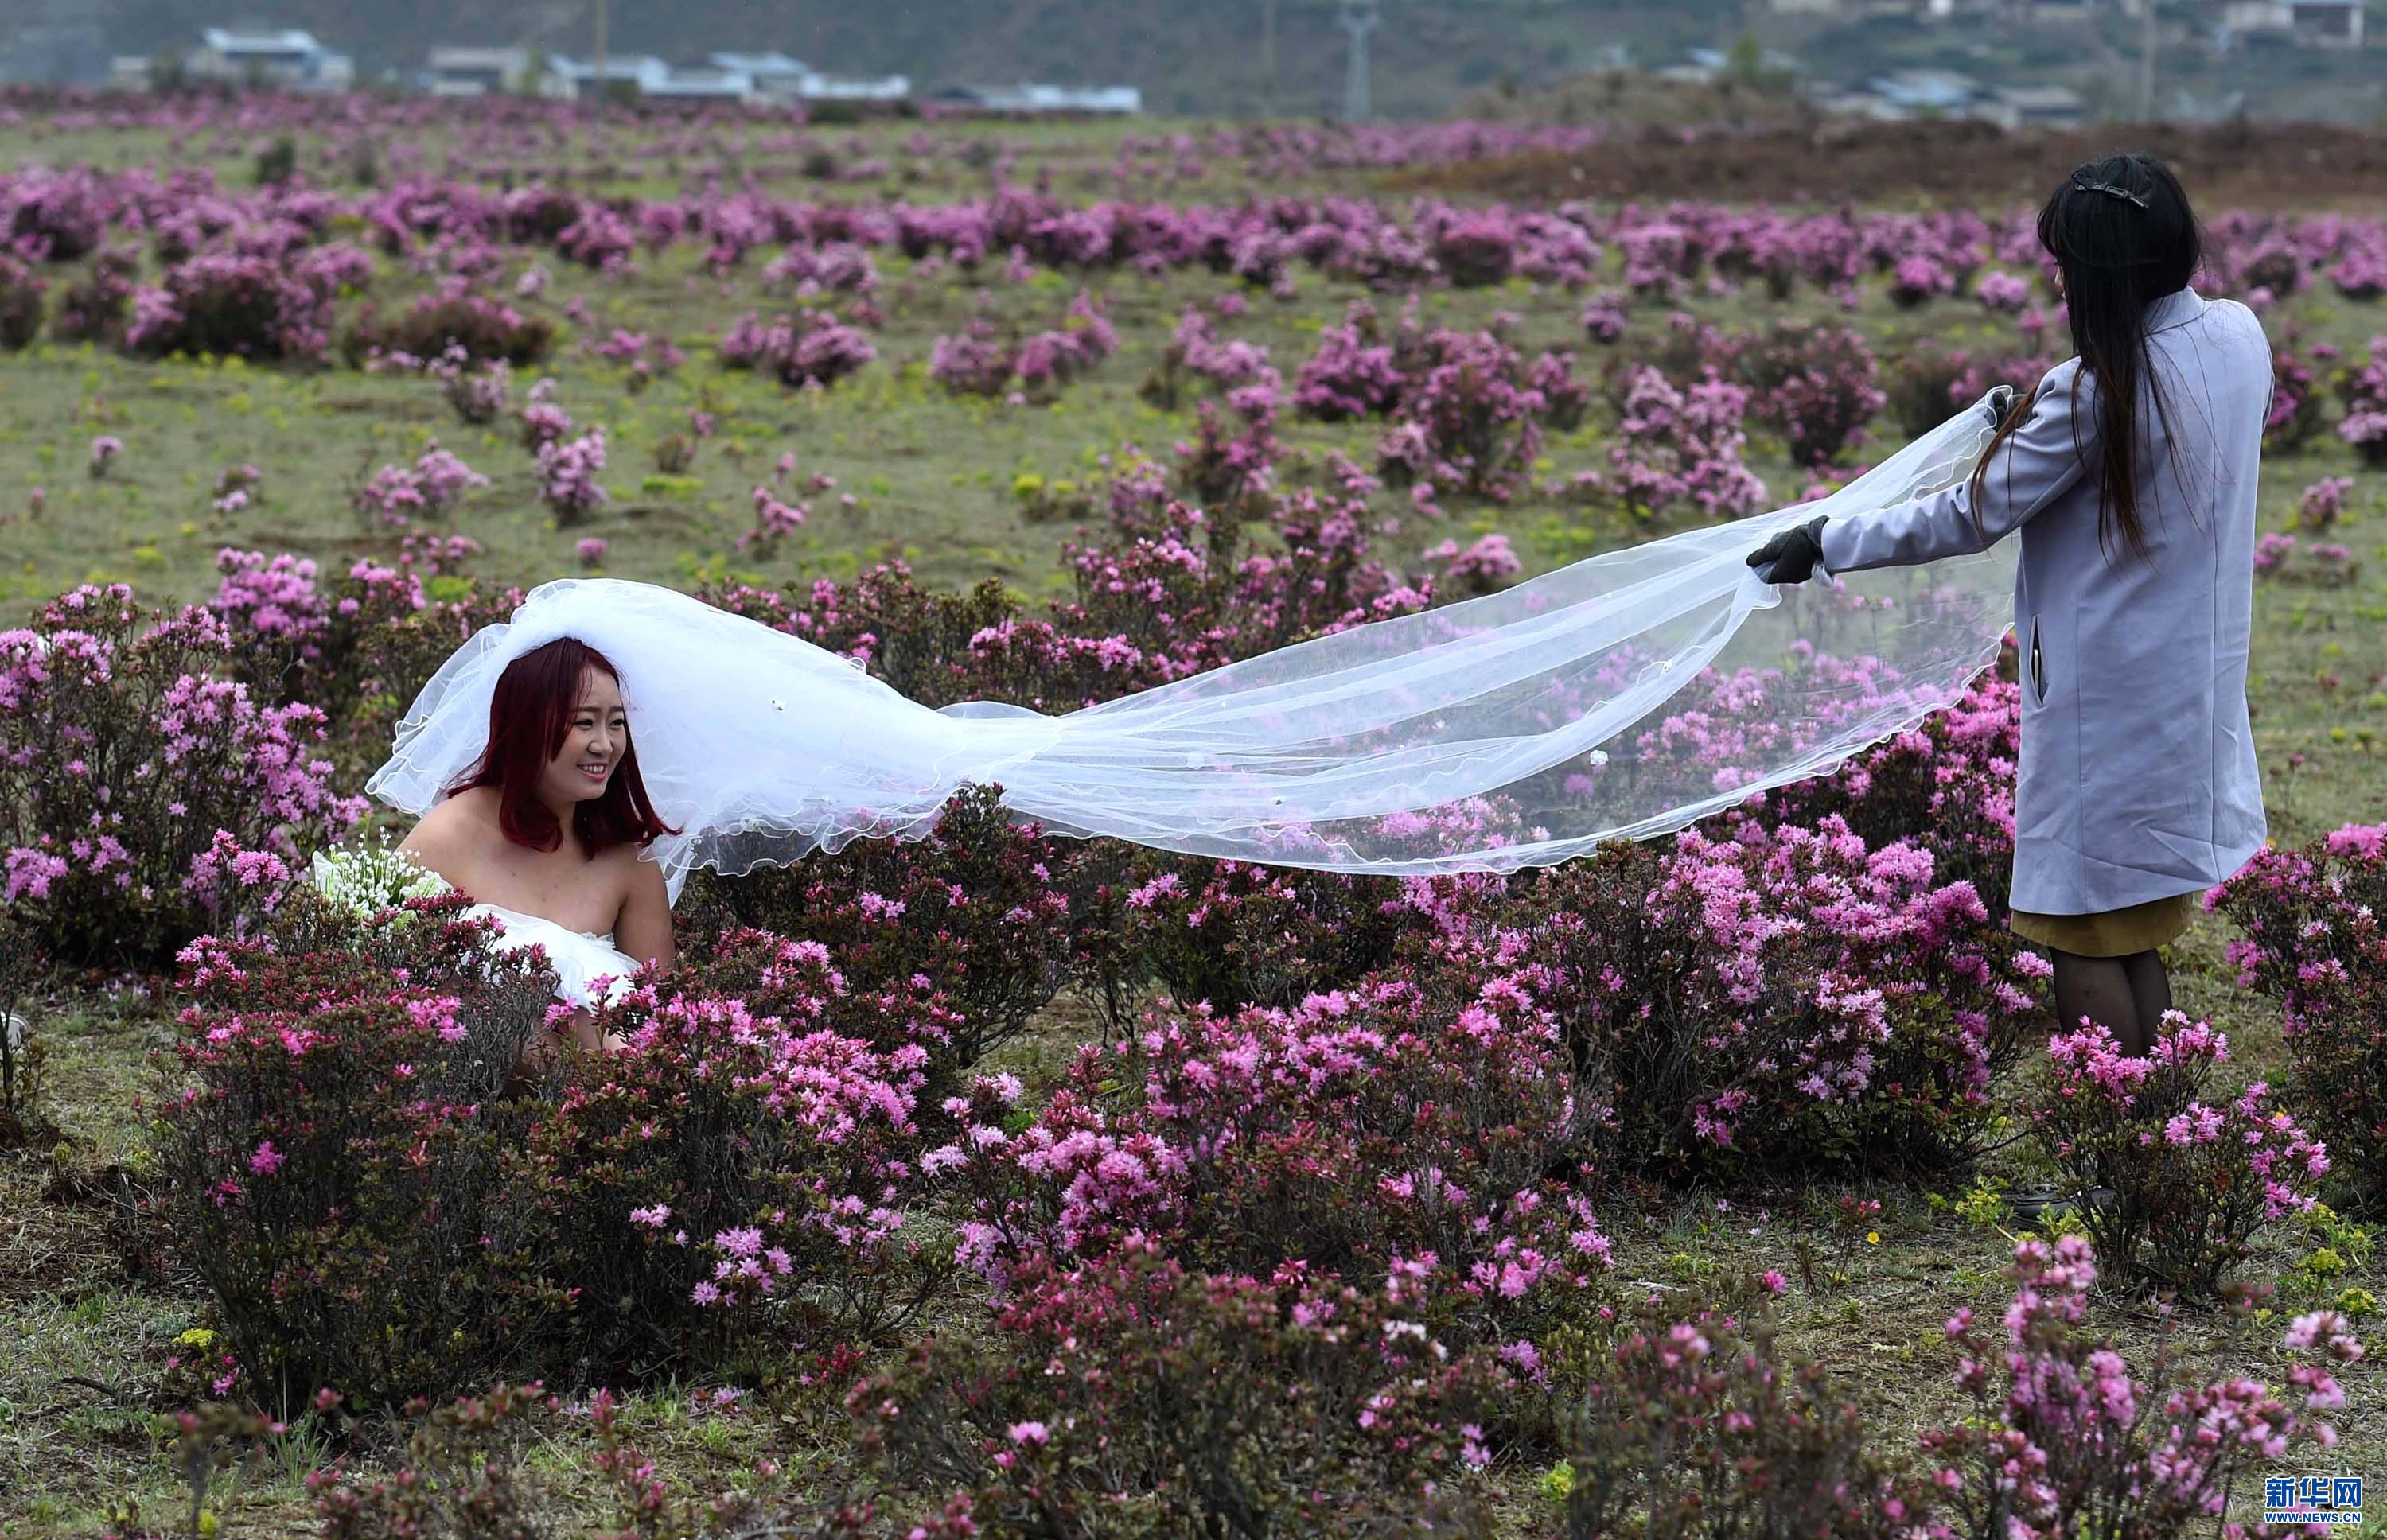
[{"left": 613, "top": 851, "right": 676, "bottom": 974}]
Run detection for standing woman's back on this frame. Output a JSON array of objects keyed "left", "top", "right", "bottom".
[{"left": 1809, "top": 152, "right": 2273, "bottom": 1055}]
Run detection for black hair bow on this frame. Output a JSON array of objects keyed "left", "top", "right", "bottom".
[{"left": 2070, "top": 172, "right": 2148, "bottom": 208}]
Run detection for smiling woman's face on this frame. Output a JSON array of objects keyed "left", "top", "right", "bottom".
[{"left": 539, "top": 666, "right": 627, "bottom": 811}]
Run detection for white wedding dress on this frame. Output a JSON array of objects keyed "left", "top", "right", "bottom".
[
  {"left": 309, "top": 851, "right": 641, "bottom": 1009},
  {"left": 461, "top": 900, "right": 641, "bottom": 1010},
  {"left": 365, "top": 407, "right": 2012, "bottom": 900}
]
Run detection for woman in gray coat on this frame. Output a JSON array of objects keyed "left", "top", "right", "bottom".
[{"left": 1748, "top": 152, "right": 2272, "bottom": 1056}]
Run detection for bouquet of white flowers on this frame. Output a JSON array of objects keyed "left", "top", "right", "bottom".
[{"left": 310, "top": 834, "right": 449, "bottom": 920}]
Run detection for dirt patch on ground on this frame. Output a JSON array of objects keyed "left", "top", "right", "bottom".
[{"left": 1392, "top": 116, "right": 2387, "bottom": 211}]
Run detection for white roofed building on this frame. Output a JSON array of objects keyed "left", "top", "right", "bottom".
[
  {"left": 186, "top": 27, "right": 353, "bottom": 91},
  {"left": 426, "top": 46, "right": 559, "bottom": 97},
  {"left": 710, "top": 52, "right": 911, "bottom": 103},
  {"left": 935, "top": 82, "right": 1142, "bottom": 115}
]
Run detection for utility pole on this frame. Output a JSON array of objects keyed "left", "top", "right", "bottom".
[
  {"left": 1261, "top": 0, "right": 1278, "bottom": 116},
  {"left": 1339, "top": 0, "right": 1380, "bottom": 122},
  {"left": 592, "top": 0, "right": 609, "bottom": 119},
  {"left": 2136, "top": 0, "right": 2156, "bottom": 122}
]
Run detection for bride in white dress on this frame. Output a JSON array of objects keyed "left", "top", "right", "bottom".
[{"left": 392, "top": 635, "right": 676, "bottom": 1053}]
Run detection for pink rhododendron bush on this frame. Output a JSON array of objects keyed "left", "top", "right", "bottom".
[
  {"left": 2211, "top": 826, "right": 2387, "bottom": 1211},
  {"left": 1, "top": 585, "right": 364, "bottom": 965}
]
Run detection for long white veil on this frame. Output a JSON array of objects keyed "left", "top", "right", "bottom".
[{"left": 366, "top": 408, "right": 2008, "bottom": 899}]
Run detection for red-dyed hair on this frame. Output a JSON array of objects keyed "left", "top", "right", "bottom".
[{"left": 445, "top": 637, "right": 676, "bottom": 856}]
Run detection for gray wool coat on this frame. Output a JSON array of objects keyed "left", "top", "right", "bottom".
[{"left": 1820, "top": 286, "right": 2271, "bottom": 917}]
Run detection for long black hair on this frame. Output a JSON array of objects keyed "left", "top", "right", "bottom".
[{"left": 1968, "top": 151, "right": 2205, "bottom": 563}]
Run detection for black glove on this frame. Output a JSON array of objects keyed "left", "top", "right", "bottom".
[
  {"left": 1979, "top": 383, "right": 2016, "bottom": 427},
  {"left": 1746, "top": 512, "right": 1831, "bottom": 585}
]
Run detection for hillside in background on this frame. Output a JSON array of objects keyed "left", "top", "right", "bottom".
[
  {"left": 4, "top": 0, "right": 2384, "bottom": 122},
  {"left": 49, "top": 0, "right": 1761, "bottom": 117}
]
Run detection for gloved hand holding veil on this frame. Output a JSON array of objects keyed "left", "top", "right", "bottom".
[{"left": 1744, "top": 384, "right": 2015, "bottom": 586}]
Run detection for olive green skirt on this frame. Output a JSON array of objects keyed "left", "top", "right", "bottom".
[{"left": 2007, "top": 892, "right": 2198, "bottom": 958}]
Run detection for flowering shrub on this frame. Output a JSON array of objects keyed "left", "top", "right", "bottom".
[
  {"left": 928, "top": 292, "right": 1118, "bottom": 402},
  {"left": 523, "top": 971, "right": 950, "bottom": 1376},
  {"left": 933, "top": 963, "right": 1612, "bottom": 1354},
  {"left": 433, "top": 348, "right": 510, "bottom": 425},
  {"left": 2, "top": 588, "right": 364, "bottom": 965},
  {"left": 1922, "top": 1237, "right": 2361, "bottom": 1539},
  {"left": 1520, "top": 819, "right": 2039, "bottom": 1179},
  {"left": 1734, "top": 321, "right": 1887, "bottom": 466},
  {"left": 1581, "top": 288, "right": 1630, "bottom": 344},
  {"left": 211, "top": 461, "right": 261, "bottom": 516},
  {"left": 124, "top": 254, "right": 332, "bottom": 361},
  {"left": 1887, "top": 255, "right": 1955, "bottom": 309},
  {"left": 2341, "top": 410, "right": 2387, "bottom": 465},
  {"left": 2297, "top": 474, "right": 2355, "bottom": 530},
  {"left": 0, "top": 255, "right": 42, "bottom": 350},
  {"left": 2212, "top": 825, "right": 2387, "bottom": 1211},
  {"left": 1566, "top": 1276, "right": 1918, "bottom": 1538},
  {"left": 1569, "top": 1239, "right": 2363, "bottom": 1539},
  {"left": 164, "top": 889, "right": 960, "bottom": 1404},
  {"left": 851, "top": 1241, "right": 1506, "bottom": 1534},
  {"left": 1111, "top": 854, "right": 1405, "bottom": 1013},
  {"left": 1585, "top": 364, "right": 1767, "bottom": 521},
  {"left": 351, "top": 446, "right": 489, "bottom": 528},
  {"left": 1292, "top": 309, "right": 1404, "bottom": 420},
  {"left": 536, "top": 427, "right": 609, "bottom": 524},
  {"left": 310, "top": 1383, "right": 557, "bottom": 1540},
  {"left": 157, "top": 898, "right": 563, "bottom": 1410},
  {"left": 691, "top": 785, "right": 1073, "bottom": 1074},
  {"left": 2254, "top": 531, "right": 2360, "bottom": 585},
  {"left": 53, "top": 247, "right": 137, "bottom": 344},
  {"left": 344, "top": 290, "right": 553, "bottom": 368},
  {"left": 1138, "top": 305, "right": 1271, "bottom": 409},
  {"left": 1975, "top": 269, "right": 2032, "bottom": 313},
  {"left": 738, "top": 484, "right": 808, "bottom": 554},
  {"left": 2027, "top": 1016, "right": 2327, "bottom": 1295},
  {"left": 716, "top": 309, "right": 876, "bottom": 389},
  {"left": 2330, "top": 331, "right": 2387, "bottom": 435},
  {"left": 1424, "top": 531, "right": 1524, "bottom": 597},
  {"left": 1750, "top": 671, "right": 2022, "bottom": 913},
  {"left": 516, "top": 376, "right": 570, "bottom": 451},
  {"left": 1373, "top": 327, "right": 1557, "bottom": 499},
  {"left": 2266, "top": 339, "right": 2330, "bottom": 451},
  {"left": 1887, "top": 344, "right": 2050, "bottom": 440}
]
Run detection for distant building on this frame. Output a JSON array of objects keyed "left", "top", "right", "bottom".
[
  {"left": 710, "top": 52, "right": 910, "bottom": 103},
  {"left": 1864, "top": 68, "right": 1986, "bottom": 113},
  {"left": 1765, "top": 0, "right": 1962, "bottom": 16},
  {"left": 185, "top": 27, "right": 353, "bottom": 91},
  {"left": 2020, "top": 0, "right": 2104, "bottom": 20},
  {"left": 2292, "top": 0, "right": 2362, "bottom": 41},
  {"left": 547, "top": 55, "right": 754, "bottom": 102},
  {"left": 1814, "top": 67, "right": 2015, "bottom": 121},
  {"left": 2226, "top": 0, "right": 2366, "bottom": 42},
  {"left": 426, "top": 46, "right": 558, "bottom": 97},
  {"left": 1980, "top": 82, "right": 2089, "bottom": 127},
  {"left": 933, "top": 83, "right": 1142, "bottom": 115}
]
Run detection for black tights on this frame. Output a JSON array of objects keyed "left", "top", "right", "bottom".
[{"left": 2049, "top": 948, "right": 2173, "bottom": 1057}]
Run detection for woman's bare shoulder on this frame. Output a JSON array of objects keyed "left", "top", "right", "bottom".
[{"left": 401, "top": 790, "right": 496, "bottom": 865}]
